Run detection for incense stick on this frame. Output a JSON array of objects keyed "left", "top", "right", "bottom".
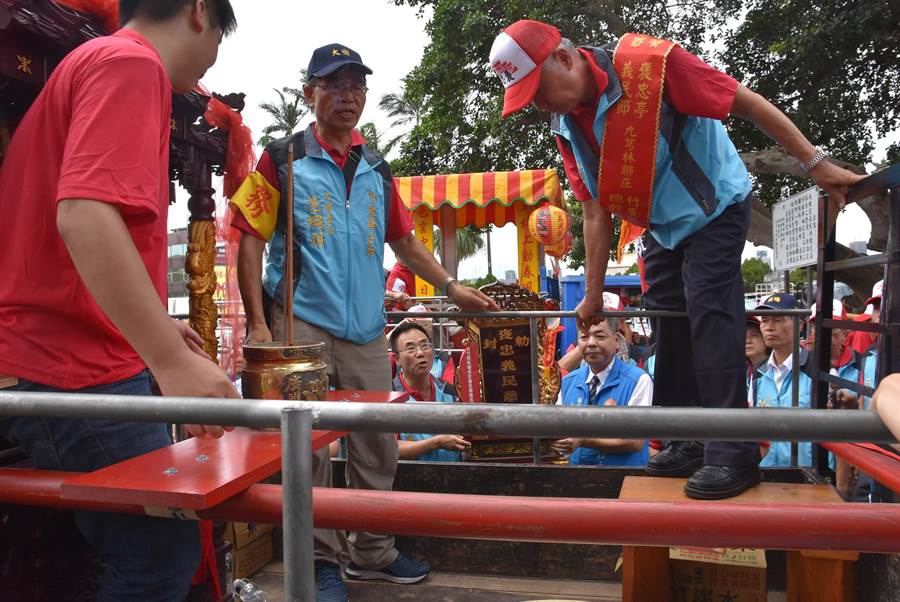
[{"left": 284, "top": 142, "right": 294, "bottom": 346}]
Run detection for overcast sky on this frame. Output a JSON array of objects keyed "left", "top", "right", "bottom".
[{"left": 168, "top": 0, "right": 891, "bottom": 281}]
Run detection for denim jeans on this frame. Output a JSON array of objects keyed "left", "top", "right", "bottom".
[{"left": 0, "top": 370, "right": 200, "bottom": 601}]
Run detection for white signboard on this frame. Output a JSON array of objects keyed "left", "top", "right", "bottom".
[{"left": 772, "top": 186, "right": 819, "bottom": 272}]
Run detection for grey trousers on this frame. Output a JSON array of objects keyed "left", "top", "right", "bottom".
[{"left": 271, "top": 306, "right": 399, "bottom": 569}]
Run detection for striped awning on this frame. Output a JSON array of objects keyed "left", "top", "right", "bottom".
[{"left": 396, "top": 169, "right": 562, "bottom": 228}]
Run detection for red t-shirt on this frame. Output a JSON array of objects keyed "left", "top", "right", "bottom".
[
  {"left": 0, "top": 29, "right": 172, "bottom": 389},
  {"left": 386, "top": 262, "right": 416, "bottom": 294},
  {"left": 558, "top": 46, "right": 739, "bottom": 201},
  {"left": 231, "top": 124, "right": 413, "bottom": 242}
]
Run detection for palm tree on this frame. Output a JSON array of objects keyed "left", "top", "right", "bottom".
[
  {"left": 432, "top": 225, "right": 485, "bottom": 262},
  {"left": 378, "top": 86, "right": 422, "bottom": 151},
  {"left": 359, "top": 122, "right": 402, "bottom": 157},
  {"left": 257, "top": 86, "right": 306, "bottom": 147}
]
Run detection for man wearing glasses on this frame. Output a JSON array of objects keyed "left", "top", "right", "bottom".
[
  {"left": 231, "top": 44, "right": 495, "bottom": 602},
  {"left": 389, "top": 321, "right": 471, "bottom": 462}
]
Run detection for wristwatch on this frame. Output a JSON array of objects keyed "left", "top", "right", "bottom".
[
  {"left": 802, "top": 147, "right": 828, "bottom": 173},
  {"left": 441, "top": 276, "right": 458, "bottom": 297}
]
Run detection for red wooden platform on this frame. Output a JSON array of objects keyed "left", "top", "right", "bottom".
[{"left": 58, "top": 390, "right": 407, "bottom": 510}]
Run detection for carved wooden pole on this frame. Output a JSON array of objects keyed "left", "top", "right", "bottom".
[{"left": 184, "top": 157, "right": 219, "bottom": 361}]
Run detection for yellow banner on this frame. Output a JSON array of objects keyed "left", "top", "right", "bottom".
[
  {"left": 229, "top": 171, "right": 281, "bottom": 240},
  {"left": 412, "top": 206, "right": 435, "bottom": 297},
  {"left": 516, "top": 204, "right": 539, "bottom": 293}
]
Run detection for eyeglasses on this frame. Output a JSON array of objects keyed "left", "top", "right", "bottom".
[
  {"left": 398, "top": 342, "right": 434, "bottom": 354},
  {"left": 314, "top": 81, "right": 368, "bottom": 96}
]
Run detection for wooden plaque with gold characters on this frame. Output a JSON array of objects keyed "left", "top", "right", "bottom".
[{"left": 461, "top": 282, "right": 559, "bottom": 405}]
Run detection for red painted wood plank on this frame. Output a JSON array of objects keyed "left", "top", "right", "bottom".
[{"left": 59, "top": 390, "right": 408, "bottom": 509}]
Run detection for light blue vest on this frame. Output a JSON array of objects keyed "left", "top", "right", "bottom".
[
  {"left": 559, "top": 358, "right": 649, "bottom": 466},
  {"left": 394, "top": 375, "right": 462, "bottom": 462},
  {"left": 753, "top": 350, "right": 813, "bottom": 467},
  {"left": 855, "top": 349, "right": 878, "bottom": 409},
  {"left": 551, "top": 46, "right": 752, "bottom": 249},
  {"left": 262, "top": 126, "right": 393, "bottom": 344}
]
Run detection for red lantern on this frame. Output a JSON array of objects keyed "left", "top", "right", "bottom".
[
  {"left": 545, "top": 230, "right": 573, "bottom": 258},
  {"left": 527, "top": 204, "right": 569, "bottom": 245}
]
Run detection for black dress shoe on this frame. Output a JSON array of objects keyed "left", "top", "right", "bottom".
[
  {"left": 684, "top": 464, "right": 761, "bottom": 500},
  {"left": 645, "top": 441, "right": 705, "bottom": 477}
]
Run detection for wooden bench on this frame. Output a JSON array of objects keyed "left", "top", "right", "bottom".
[
  {"left": 59, "top": 390, "right": 407, "bottom": 511},
  {"left": 619, "top": 476, "right": 856, "bottom": 602}
]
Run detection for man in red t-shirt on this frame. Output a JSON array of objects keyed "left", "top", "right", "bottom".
[
  {"left": 0, "top": 1, "right": 237, "bottom": 598},
  {"left": 490, "top": 20, "right": 864, "bottom": 500}
]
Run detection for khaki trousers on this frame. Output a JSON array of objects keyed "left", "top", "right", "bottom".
[{"left": 271, "top": 306, "right": 399, "bottom": 569}]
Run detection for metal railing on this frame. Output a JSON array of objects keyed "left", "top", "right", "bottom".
[
  {"left": 388, "top": 307, "right": 812, "bottom": 465},
  {"left": 0, "top": 390, "right": 896, "bottom": 600}
]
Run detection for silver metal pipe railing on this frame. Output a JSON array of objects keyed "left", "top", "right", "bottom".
[{"left": 0, "top": 392, "right": 893, "bottom": 443}]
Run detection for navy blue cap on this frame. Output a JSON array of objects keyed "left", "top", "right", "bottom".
[
  {"left": 756, "top": 292, "right": 799, "bottom": 311},
  {"left": 307, "top": 43, "right": 373, "bottom": 79}
]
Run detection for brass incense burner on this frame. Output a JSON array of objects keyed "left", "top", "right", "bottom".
[{"left": 242, "top": 341, "right": 328, "bottom": 402}]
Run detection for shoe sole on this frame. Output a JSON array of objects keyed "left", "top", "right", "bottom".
[
  {"left": 644, "top": 457, "right": 704, "bottom": 478},
  {"left": 344, "top": 568, "right": 428, "bottom": 584},
  {"left": 683, "top": 471, "right": 762, "bottom": 500}
]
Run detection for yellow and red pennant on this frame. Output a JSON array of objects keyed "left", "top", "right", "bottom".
[{"left": 229, "top": 171, "right": 281, "bottom": 241}]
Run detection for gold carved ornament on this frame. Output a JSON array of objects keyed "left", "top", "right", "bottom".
[{"left": 186, "top": 220, "right": 218, "bottom": 360}]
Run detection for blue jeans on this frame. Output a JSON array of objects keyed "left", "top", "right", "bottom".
[{"left": 0, "top": 370, "right": 200, "bottom": 601}]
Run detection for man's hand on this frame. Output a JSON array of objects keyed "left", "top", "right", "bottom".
[
  {"left": 575, "top": 295, "right": 605, "bottom": 333},
  {"left": 245, "top": 322, "right": 273, "bottom": 345},
  {"left": 551, "top": 438, "right": 582, "bottom": 455},
  {"left": 835, "top": 389, "right": 862, "bottom": 410},
  {"left": 174, "top": 320, "right": 209, "bottom": 359},
  {"left": 448, "top": 282, "right": 500, "bottom": 312},
  {"left": 433, "top": 434, "right": 471, "bottom": 451},
  {"left": 810, "top": 161, "right": 867, "bottom": 210},
  {"left": 384, "top": 289, "right": 412, "bottom": 309},
  {"left": 152, "top": 350, "right": 239, "bottom": 439}
]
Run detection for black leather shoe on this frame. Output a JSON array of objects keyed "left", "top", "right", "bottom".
[
  {"left": 645, "top": 441, "right": 705, "bottom": 477},
  {"left": 684, "top": 464, "right": 761, "bottom": 500}
]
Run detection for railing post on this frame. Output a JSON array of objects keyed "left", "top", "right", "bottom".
[
  {"left": 529, "top": 316, "right": 542, "bottom": 464},
  {"left": 282, "top": 407, "right": 315, "bottom": 602},
  {"left": 791, "top": 314, "right": 801, "bottom": 466}
]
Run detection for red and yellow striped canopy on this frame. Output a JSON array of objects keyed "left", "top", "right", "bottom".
[{"left": 396, "top": 169, "right": 561, "bottom": 228}]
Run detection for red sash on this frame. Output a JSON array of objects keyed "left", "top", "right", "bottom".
[{"left": 597, "top": 33, "right": 676, "bottom": 257}]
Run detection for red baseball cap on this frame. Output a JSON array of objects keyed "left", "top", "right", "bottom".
[{"left": 489, "top": 20, "right": 561, "bottom": 117}]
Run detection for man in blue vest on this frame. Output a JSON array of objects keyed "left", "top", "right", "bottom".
[
  {"left": 753, "top": 293, "right": 814, "bottom": 467},
  {"left": 553, "top": 317, "right": 652, "bottom": 465},
  {"left": 232, "top": 44, "right": 496, "bottom": 602},
  {"left": 390, "top": 321, "right": 470, "bottom": 462},
  {"left": 490, "top": 19, "right": 864, "bottom": 499}
]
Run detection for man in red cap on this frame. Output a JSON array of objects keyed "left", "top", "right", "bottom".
[
  {"left": 847, "top": 279, "right": 882, "bottom": 355},
  {"left": 490, "top": 19, "right": 865, "bottom": 498}
]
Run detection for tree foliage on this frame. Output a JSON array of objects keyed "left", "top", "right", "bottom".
[
  {"left": 433, "top": 224, "right": 486, "bottom": 261},
  {"left": 257, "top": 86, "right": 306, "bottom": 147},
  {"left": 741, "top": 257, "right": 772, "bottom": 293},
  {"left": 389, "top": 0, "right": 898, "bottom": 259}
]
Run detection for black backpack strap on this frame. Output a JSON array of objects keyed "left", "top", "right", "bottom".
[
  {"left": 368, "top": 148, "right": 394, "bottom": 238},
  {"left": 343, "top": 145, "right": 363, "bottom": 195}
]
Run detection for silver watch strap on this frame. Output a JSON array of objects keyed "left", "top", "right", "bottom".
[
  {"left": 803, "top": 147, "right": 828, "bottom": 173},
  {"left": 442, "top": 276, "right": 457, "bottom": 296}
]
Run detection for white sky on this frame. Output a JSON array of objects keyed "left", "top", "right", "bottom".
[{"left": 168, "top": 0, "right": 894, "bottom": 281}]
